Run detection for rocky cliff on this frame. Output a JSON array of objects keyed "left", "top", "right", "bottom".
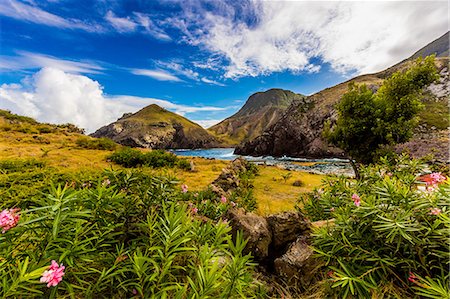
[
  {"left": 208, "top": 89, "right": 304, "bottom": 145},
  {"left": 236, "top": 33, "right": 450, "bottom": 162},
  {"left": 91, "top": 104, "right": 220, "bottom": 149}
]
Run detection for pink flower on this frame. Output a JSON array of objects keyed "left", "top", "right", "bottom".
[
  {"left": 40, "top": 260, "right": 65, "bottom": 287},
  {"left": 231, "top": 201, "right": 236, "bottom": 207},
  {"left": 429, "top": 207, "right": 442, "bottom": 215},
  {"left": 0, "top": 208, "right": 20, "bottom": 233},
  {"left": 181, "top": 184, "right": 188, "bottom": 193},
  {"left": 352, "top": 194, "right": 361, "bottom": 207},
  {"left": 191, "top": 207, "right": 198, "bottom": 214},
  {"left": 220, "top": 196, "right": 227, "bottom": 203},
  {"left": 132, "top": 289, "right": 138, "bottom": 295},
  {"left": 408, "top": 272, "right": 418, "bottom": 283},
  {"left": 330, "top": 207, "right": 335, "bottom": 212},
  {"left": 102, "top": 179, "right": 111, "bottom": 186},
  {"left": 419, "top": 172, "right": 447, "bottom": 190},
  {"left": 387, "top": 172, "right": 393, "bottom": 177}
]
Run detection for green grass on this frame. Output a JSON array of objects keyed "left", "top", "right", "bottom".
[{"left": 419, "top": 100, "right": 449, "bottom": 129}]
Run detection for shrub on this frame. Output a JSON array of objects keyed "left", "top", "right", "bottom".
[
  {"left": 176, "top": 158, "right": 192, "bottom": 170},
  {"left": 0, "top": 170, "right": 263, "bottom": 298},
  {"left": 76, "top": 137, "right": 117, "bottom": 151},
  {"left": 108, "top": 147, "right": 189, "bottom": 170},
  {"left": 0, "top": 159, "right": 46, "bottom": 173},
  {"left": 326, "top": 56, "right": 439, "bottom": 167},
  {"left": 298, "top": 155, "right": 449, "bottom": 298}
]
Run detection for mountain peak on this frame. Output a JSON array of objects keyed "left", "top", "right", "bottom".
[
  {"left": 209, "top": 88, "right": 305, "bottom": 145},
  {"left": 92, "top": 103, "right": 220, "bottom": 149}
]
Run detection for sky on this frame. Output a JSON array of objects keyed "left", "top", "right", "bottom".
[{"left": 0, "top": 0, "right": 448, "bottom": 133}]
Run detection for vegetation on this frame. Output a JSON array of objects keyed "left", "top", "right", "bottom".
[
  {"left": 298, "top": 155, "right": 449, "bottom": 298},
  {"left": 0, "top": 164, "right": 265, "bottom": 298},
  {"left": 108, "top": 147, "right": 191, "bottom": 170},
  {"left": 326, "top": 56, "right": 439, "bottom": 166},
  {"left": 76, "top": 136, "right": 118, "bottom": 151}
]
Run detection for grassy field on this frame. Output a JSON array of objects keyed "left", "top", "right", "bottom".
[
  {"left": 0, "top": 111, "right": 324, "bottom": 215},
  {"left": 253, "top": 166, "right": 323, "bottom": 215}
]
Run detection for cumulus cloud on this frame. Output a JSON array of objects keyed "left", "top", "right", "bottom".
[
  {"left": 0, "top": 51, "right": 105, "bottom": 74},
  {"left": 170, "top": 0, "right": 448, "bottom": 77},
  {"left": 0, "top": 68, "right": 230, "bottom": 132},
  {"left": 0, "top": 0, "right": 103, "bottom": 32}
]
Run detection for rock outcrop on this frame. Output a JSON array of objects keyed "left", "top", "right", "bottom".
[
  {"left": 209, "top": 157, "right": 255, "bottom": 196},
  {"left": 91, "top": 104, "right": 220, "bottom": 149},
  {"left": 227, "top": 208, "right": 316, "bottom": 285},
  {"left": 227, "top": 208, "right": 272, "bottom": 260}
]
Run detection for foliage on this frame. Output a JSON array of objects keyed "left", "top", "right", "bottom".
[
  {"left": 298, "top": 155, "right": 449, "bottom": 298},
  {"left": 0, "top": 169, "right": 263, "bottom": 298},
  {"left": 76, "top": 136, "right": 118, "bottom": 151},
  {"left": 327, "top": 56, "right": 439, "bottom": 164},
  {"left": 108, "top": 147, "right": 191, "bottom": 169}
]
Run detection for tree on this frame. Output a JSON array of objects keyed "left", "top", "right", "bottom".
[{"left": 327, "top": 56, "right": 439, "bottom": 177}]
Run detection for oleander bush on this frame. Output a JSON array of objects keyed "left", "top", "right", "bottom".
[
  {"left": 298, "top": 155, "right": 449, "bottom": 298},
  {"left": 0, "top": 169, "right": 264, "bottom": 298}
]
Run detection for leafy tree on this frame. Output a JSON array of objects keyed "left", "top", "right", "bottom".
[{"left": 327, "top": 56, "right": 439, "bottom": 175}]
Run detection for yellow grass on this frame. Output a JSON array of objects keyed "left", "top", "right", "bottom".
[
  {"left": 254, "top": 166, "right": 324, "bottom": 215},
  {"left": 1, "top": 129, "right": 325, "bottom": 215}
]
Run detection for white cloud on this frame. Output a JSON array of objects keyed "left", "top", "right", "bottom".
[
  {"left": 134, "top": 12, "right": 172, "bottom": 41},
  {"left": 0, "top": 0, "right": 102, "bottom": 32},
  {"left": 130, "top": 68, "right": 183, "bottom": 82},
  {"left": 201, "top": 77, "right": 226, "bottom": 86},
  {"left": 0, "top": 51, "right": 105, "bottom": 74},
  {"left": 172, "top": 1, "right": 448, "bottom": 77},
  {"left": 155, "top": 60, "right": 226, "bottom": 86},
  {"left": 0, "top": 68, "right": 229, "bottom": 133},
  {"left": 105, "top": 10, "right": 137, "bottom": 33},
  {"left": 194, "top": 119, "right": 222, "bottom": 129}
]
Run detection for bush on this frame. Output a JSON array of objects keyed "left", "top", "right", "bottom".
[
  {"left": 0, "top": 169, "right": 263, "bottom": 298},
  {"left": 76, "top": 137, "right": 117, "bottom": 151},
  {"left": 108, "top": 148, "right": 190, "bottom": 170},
  {"left": 298, "top": 155, "right": 449, "bottom": 298}
]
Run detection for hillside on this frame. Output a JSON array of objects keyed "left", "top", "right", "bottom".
[
  {"left": 208, "top": 89, "right": 304, "bottom": 145},
  {"left": 91, "top": 104, "right": 220, "bottom": 149},
  {"left": 236, "top": 33, "right": 450, "bottom": 162}
]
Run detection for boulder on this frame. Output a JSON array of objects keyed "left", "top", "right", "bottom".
[
  {"left": 226, "top": 208, "right": 272, "bottom": 260},
  {"left": 267, "top": 211, "right": 310, "bottom": 251},
  {"left": 273, "top": 236, "right": 317, "bottom": 284}
]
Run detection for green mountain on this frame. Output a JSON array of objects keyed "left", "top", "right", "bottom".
[
  {"left": 91, "top": 104, "right": 220, "bottom": 149},
  {"left": 208, "top": 89, "right": 305, "bottom": 145}
]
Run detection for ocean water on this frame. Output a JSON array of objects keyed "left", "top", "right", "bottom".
[
  {"left": 170, "top": 148, "right": 354, "bottom": 176},
  {"left": 170, "top": 148, "right": 238, "bottom": 160}
]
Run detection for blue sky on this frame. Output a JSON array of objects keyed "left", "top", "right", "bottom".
[{"left": 0, "top": 0, "right": 447, "bottom": 132}]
